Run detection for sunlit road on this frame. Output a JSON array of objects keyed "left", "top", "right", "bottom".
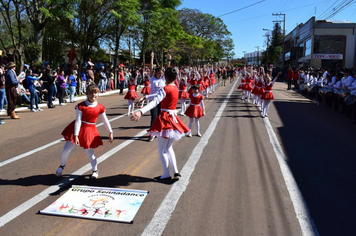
[{"left": 0, "top": 79, "right": 355, "bottom": 236}]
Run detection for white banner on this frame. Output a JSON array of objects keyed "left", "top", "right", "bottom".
[
  {"left": 40, "top": 185, "right": 148, "bottom": 223},
  {"left": 313, "top": 54, "right": 343, "bottom": 60}
]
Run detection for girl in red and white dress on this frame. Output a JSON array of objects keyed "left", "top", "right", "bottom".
[
  {"left": 178, "top": 72, "right": 189, "bottom": 116},
  {"left": 140, "top": 74, "right": 151, "bottom": 108},
  {"left": 242, "top": 70, "right": 254, "bottom": 103},
  {"left": 252, "top": 74, "right": 265, "bottom": 109},
  {"left": 56, "top": 84, "right": 113, "bottom": 179},
  {"left": 210, "top": 67, "right": 216, "bottom": 93},
  {"left": 261, "top": 71, "right": 282, "bottom": 118},
  {"left": 132, "top": 67, "right": 190, "bottom": 181},
  {"left": 185, "top": 84, "right": 205, "bottom": 137},
  {"left": 202, "top": 71, "right": 210, "bottom": 98},
  {"left": 188, "top": 70, "right": 199, "bottom": 94},
  {"left": 124, "top": 77, "right": 140, "bottom": 115}
]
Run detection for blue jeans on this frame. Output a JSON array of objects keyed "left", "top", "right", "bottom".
[
  {"left": 30, "top": 88, "right": 39, "bottom": 110},
  {"left": 70, "top": 86, "right": 76, "bottom": 102},
  {"left": 47, "top": 86, "right": 54, "bottom": 107},
  {"left": 0, "top": 88, "right": 6, "bottom": 110}
]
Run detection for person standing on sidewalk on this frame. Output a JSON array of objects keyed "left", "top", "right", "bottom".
[
  {"left": 5, "top": 62, "right": 22, "bottom": 119},
  {"left": 286, "top": 67, "right": 294, "bottom": 90}
]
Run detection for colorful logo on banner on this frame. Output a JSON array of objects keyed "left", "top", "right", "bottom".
[{"left": 40, "top": 185, "right": 148, "bottom": 223}]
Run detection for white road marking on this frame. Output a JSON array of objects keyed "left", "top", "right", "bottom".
[
  {"left": 0, "top": 129, "right": 147, "bottom": 227},
  {"left": 0, "top": 113, "right": 127, "bottom": 168},
  {"left": 263, "top": 117, "right": 319, "bottom": 236},
  {"left": 141, "top": 79, "right": 239, "bottom": 236}
]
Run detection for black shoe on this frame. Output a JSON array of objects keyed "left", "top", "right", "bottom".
[
  {"left": 153, "top": 176, "right": 171, "bottom": 181},
  {"left": 173, "top": 173, "right": 181, "bottom": 180}
]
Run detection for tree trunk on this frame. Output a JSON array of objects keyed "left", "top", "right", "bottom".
[{"left": 33, "top": 28, "right": 43, "bottom": 62}]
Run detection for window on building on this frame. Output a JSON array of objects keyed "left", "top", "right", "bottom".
[
  {"left": 305, "top": 39, "right": 312, "bottom": 56},
  {"left": 313, "top": 36, "right": 345, "bottom": 54}
]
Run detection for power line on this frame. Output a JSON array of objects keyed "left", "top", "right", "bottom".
[{"left": 217, "top": 0, "right": 266, "bottom": 18}]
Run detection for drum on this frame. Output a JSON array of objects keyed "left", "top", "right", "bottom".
[{"left": 344, "top": 95, "right": 356, "bottom": 106}]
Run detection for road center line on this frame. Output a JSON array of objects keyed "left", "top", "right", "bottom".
[
  {"left": 141, "top": 79, "right": 239, "bottom": 236},
  {"left": 263, "top": 117, "right": 319, "bottom": 236}
]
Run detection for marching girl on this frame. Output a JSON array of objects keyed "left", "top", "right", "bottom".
[
  {"left": 188, "top": 71, "right": 199, "bottom": 94},
  {"left": 237, "top": 72, "right": 246, "bottom": 97},
  {"left": 242, "top": 70, "right": 254, "bottom": 103},
  {"left": 261, "top": 71, "right": 282, "bottom": 118},
  {"left": 210, "top": 66, "right": 216, "bottom": 93},
  {"left": 140, "top": 73, "right": 151, "bottom": 108},
  {"left": 124, "top": 76, "right": 140, "bottom": 115},
  {"left": 185, "top": 84, "right": 205, "bottom": 137},
  {"left": 56, "top": 84, "right": 114, "bottom": 179},
  {"left": 202, "top": 71, "right": 210, "bottom": 98},
  {"left": 251, "top": 73, "right": 265, "bottom": 110},
  {"left": 131, "top": 67, "right": 190, "bottom": 181},
  {"left": 178, "top": 72, "right": 189, "bottom": 116}
]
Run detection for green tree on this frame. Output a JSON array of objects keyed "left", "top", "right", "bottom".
[
  {"left": 22, "top": 0, "right": 78, "bottom": 62},
  {"left": 267, "top": 23, "right": 283, "bottom": 65},
  {"left": 106, "top": 0, "right": 141, "bottom": 68},
  {"left": 0, "top": 0, "right": 27, "bottom": 71}
]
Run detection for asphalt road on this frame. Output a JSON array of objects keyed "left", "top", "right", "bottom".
[{"left": 0, "top": 79, "right": 355, "bottom": 236}]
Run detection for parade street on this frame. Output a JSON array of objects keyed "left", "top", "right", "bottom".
[{"left": 0, "top": 80, "right": 355, "bottom": 236}]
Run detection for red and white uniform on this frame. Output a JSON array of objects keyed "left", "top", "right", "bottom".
[
  {"left": 210, "top": 74, "right": 216, "bottom": 84},
  {"left": 185, "top": 93, "right": 205, "bottom": 118},
  {"left": 141, "top": 84, "right": 190, "bottom": 140},
  {"left": 252, "top": 80, "right": 264, "bottom": 96},
  {"left": 243, "top": 77, "right": 254, "bottom": 91},
  {"left": 238, "top": 77, "right": 246, "bottom": 90},
  {"left": 124, "top": 82, "right": 139, "bottom": 100},
  {"left": 141, "top": 79, "right": 151, "bottom": 95},
  {"left": 61, "top": 101, "right": 110, "bottom": 149},
  {"left": 178, "top": 81, "right": 189, "bottom": 99},
  {"left": 261, "top": 83, "right": 274, "bottom": 100}
]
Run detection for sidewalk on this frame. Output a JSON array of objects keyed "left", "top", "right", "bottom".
[{"left": 0, "top": 86, "right": 135, "bottom": 115}]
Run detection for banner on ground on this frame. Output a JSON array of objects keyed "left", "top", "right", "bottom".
[{"left": 39, "top": 185, "right": 148, "bottom": 223}]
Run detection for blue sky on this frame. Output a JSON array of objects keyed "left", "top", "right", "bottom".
[{"left": 179, "top": 0, "right": 356, "bottom": 59}]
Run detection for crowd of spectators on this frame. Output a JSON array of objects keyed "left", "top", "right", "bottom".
[
  {"left": 284, "top": 66, "right": 356, "bottom": 123},
  {"left": 0, "top": 54, "right": 152, "bottom": 125}
]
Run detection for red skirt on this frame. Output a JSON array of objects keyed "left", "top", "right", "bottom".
[
  {"left": 179, "top": 90, "right": 189, "bottom": 99},
  {"left": 62, "top": 121, "right": 103, "bottom": 149},
  {"left": 148, "top": 111, "right": 190, "bottom": 140},
  {"left": 124, "top": 91, "right": 140, "bottom": 100},
  {"left": 185, "top": 104, "right": 204, "bottom": 118},
  {"left": 237, "top": 83, "right": 243, "bottom": 90},
  {"left": 211, "top": 78, "right": 216, "bottom": 84},
  {"left": 141, "top": 87, "right": 151, "bottom": 95},
  {"left": 252, "top": 87, "right": 261, "bottom": 95},
  {"left": 243, "top": 83, "right": 253, "bottom": 91},
  {"left": 261, "top": 92, "right": 274, "bottom": 100}
]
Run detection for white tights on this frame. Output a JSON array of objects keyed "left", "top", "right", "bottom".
[
  {"left": 156, "top": 136, "right": 178, "bottom": 178},
  {"left": 262, "top": 100, "right": 271, "bottom": 116},
  {"left": 60, "top": 141, "right": 98, "bottom": 171},
  {"left": 128, "top": 99, "right": 135, "bottom": 115},
  {"left": 180, "top": 99, "right": 186, "bottom": 114},
  {"left": 189, "top": 117, "right": 200, "bottom": 135}
]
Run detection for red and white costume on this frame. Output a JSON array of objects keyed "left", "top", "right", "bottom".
[
  {"left": 185, "top": 93, "right": 205, "bottom": 118},
  {"left": 141, "top": 84, "right": 190, "bottom": 140},
  {"left": 141, "top": 79, "right": 151, "bottom": 95},
  {"left": 62, "top": 101, "right": 111, "bottom": 149},
  {"left": 124, "top": 83, "right": 139, "bottom": 100}
]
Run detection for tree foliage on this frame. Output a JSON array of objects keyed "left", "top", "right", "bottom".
[{"left": 1, "top": 0, "right": 234, "bottom": 67}]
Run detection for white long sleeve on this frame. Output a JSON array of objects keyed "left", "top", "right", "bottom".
[
  {"left": 100, "top": 111, "right": 113, "bottom": 133},
  {"left": 74, "top": 108, "right": 82, "bottom": 136},
  {"left": 140, "top": 88, "right": 166, "bottom": 114}
]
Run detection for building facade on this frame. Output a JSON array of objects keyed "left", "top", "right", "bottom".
[{"left": 284, "top": 17, "right": 356, "bottom": 70}]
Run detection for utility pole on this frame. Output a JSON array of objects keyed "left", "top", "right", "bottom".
[
  {"left": 272, "top": 13, "right": 286, "bottom": 69},
  {"left": 242, "top": 51, "right": 246, "bottom": 64},
  {"left": 255, "top": 46, "right": 260, "bottom": 65}
]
